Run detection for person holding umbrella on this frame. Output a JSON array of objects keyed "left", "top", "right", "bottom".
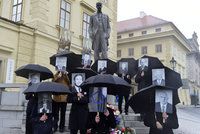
[
  {"left": 143, "top": 105, "right": 179, "bottom": 134},
  {"left": 52, "top": 71, "right": 70, "bottom": 132},
  {"left": 68, "top": 73, "right": 89, "bottom": 134}
]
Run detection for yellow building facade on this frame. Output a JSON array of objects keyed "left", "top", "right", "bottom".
[
  {"left": 117, "top": 14, "right": 191, "bottom": 105},
  {"left": 0, "top": 0, "right": 118, "bottom": 83}
]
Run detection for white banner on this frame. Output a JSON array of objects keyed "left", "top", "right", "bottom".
[{"left": 5, "top": 59, "right": 15, "bottom": 83}]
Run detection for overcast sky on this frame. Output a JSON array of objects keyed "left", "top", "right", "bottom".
[{"left": 117, "top": 0, "right": 200, "bottom": 41}]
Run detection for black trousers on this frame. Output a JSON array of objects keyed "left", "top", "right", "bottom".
[
  {"left": 53, "top": 101, "right": 67, "bottom": 130},
  {"left": 118, "top": 95, "right": 129, "bottom": 113},
  {"left": 70, "top": 129, "right": 87, "bottom": 134}
]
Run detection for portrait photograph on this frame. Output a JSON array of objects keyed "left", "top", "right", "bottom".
[
  {"left": 82, "top": 53, "right": 91, "bottom": 67},
  {"left": 88, "top": 87, "right": 107, "bottom": 112},
  {"left": 152, "top": 68, "right": 165, "bottom": 86},
  {"left": 138, "top": 58, "right": 148, "bottom": 71},
  {"left": 97, "top": 60, "right": 107, "bottom": 74},
  {"left": 55, "top": 57, "right": 67, "bottom": 71},
  {"left": 71, "top": 73, "right": 85, "bottom": 87},
  {"left": 38, "top": 93, "right": 52, "bottom": 114},
  {"left": 29, "top": 73, "right": 40, "bottom": 84},
  {"left": 119, "top": 62, "right": 128, "bottom": 74},
  {"left": 155, "top": 89, "right": 173, "bottom": 113}
]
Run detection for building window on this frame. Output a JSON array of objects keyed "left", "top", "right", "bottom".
[
  {"left": 82, "top": 13, "right": 90, "bottom": 39},
  {"left": 129, "top": 33, "right": 134, "bottom": 37},
  {"left": 117, "top": 35, "right": 122, "bottom": 39},
  {"left": 155, "top": 28, "right": 161, "bottom": 32},
  {"left": 155, "top": 44, "right": 162, "bottom": 53},
  {"left": 128, "top": 48, "right": 134, "bottom": 56},
  {"left": 60, "top": 0, "right": 71, "bottom": 29},
  {"left": 0, "top": 60, "right": 3, "bottom": 83},
  {"left": 142, "top": 30, "right": 147, "bottom": 35},
  {"left": 117, "top": 50, "right": 121, "bottom": 57},
  {"left": 12, "top": 0, "right": 23, "bottom": 22},
  {"left": 141, "top": 46, "right": 147, "bottom": 54}
]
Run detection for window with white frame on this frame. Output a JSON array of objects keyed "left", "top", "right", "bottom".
[
  {"left": 128, "top": 48, "right": 134, "bottom": 56},
  {"left": 12, "top": 0, "right": 23, "bottom": 22},
  {"left": 83, "top": 13, "right": 90, "bottom": 39},
  {"left": 60, "top": 0, "right": 71, "bottom": 29}
]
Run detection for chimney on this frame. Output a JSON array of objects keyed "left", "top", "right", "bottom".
[{"left": 140, "top": 11, "right": 146, "bottom": 18}]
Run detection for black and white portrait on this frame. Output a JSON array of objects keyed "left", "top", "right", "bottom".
[
  {"left": 98, "top": 60, "right": 107, "bottom": 74},
  {"left": 138, "top": 58, "right": 148, "bottom": 71},
  {"left": 55, "top": 57, "right": 67, "bottom": 71},
  {"left": 38, "top": 93, "right": 52, "bottom": 113},
  {"left": 29, "top": 73, "right": 40, "bottom": 84},
  {"left": 152, "top": 69, "right": 165, "bottom": 86},
  {"left": 89, "top": 87, "right": 107, "bottom": 112},
  {"left": 155, "top": 90, "right": 173, "bottom": 113},
  {"left": 72, "top": 73, "right": 85, "bottom": 93},
  {"left": 82, "top": 53, "right": 91, "bottom": 67},
  {"left": 119, "top": 62, "right": 128, "bottom": 75}
]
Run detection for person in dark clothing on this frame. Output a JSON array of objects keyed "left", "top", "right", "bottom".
[
  {"left": 25, "top": 93, "right": 35, "bottom": 134},
  {"left": 143, "top": 106, "right": 179, "bottom": 134},
  {"left": 30, "top": 95, "right": 53, "bottom": 134},
  {"left": 118, "top": 74, "right": 131, "bottom": 115},
  {"left": 87, "top": 107, "right": 116, "bottom": 134},
  {"left": 68, "top": 75, "right": 89, "bottom": 134},
  {"left": 135, "top": 70, "right": 148, "bottom": 91}
]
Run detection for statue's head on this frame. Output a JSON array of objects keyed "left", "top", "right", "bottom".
[{"left": 96, "top": 2, "right": 102, "bottom": 13}]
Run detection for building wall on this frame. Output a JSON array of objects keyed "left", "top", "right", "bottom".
[{"left": 0, "top": 0, "right": 117, "bottom": 83}]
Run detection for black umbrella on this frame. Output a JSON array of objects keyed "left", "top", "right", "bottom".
[
  {"left": 117, "top": 58, "right": 137, "bottom": 77},
  {"left": 15, "top": 64, "right": 53, "bottom": 80},
  {"left": 23, "top": 82, "right": 71, "bottom": 94},
  {"left": 136, "top": 55, "right": 164, "bottom": 71},
  {"left": 91, "top": 59, "right": 117, "bottom": 75},
  {"left": 80, "top": 74, "right": 131, "bottom": 95},
  {"left": 50, "top": 51, "right": 82, "bottom": 72},
  {"left": 165, "top": 66, "right": 182, "bottom": 89},
  {"left": 128, "top": 85, "right": 180, "bottom": 114},
  {"left": 68, "top": 67, "right": 97, "bottom": 81}
]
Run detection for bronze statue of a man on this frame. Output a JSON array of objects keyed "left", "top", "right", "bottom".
[{"left": 89, "top": 2, "right": 111, "bottom": 61}]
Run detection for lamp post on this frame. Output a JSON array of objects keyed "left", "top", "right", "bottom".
[{"left": 170, "top": 57, "right": 177, "bottom": 71}]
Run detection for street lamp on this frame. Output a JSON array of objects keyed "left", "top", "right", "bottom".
[{"left": 170, "top": 57, "right": 177, "bottom": 71}]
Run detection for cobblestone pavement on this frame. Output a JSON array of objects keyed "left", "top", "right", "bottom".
[{"left": 174, "top": 106, "right": 200, "bottom": 134}]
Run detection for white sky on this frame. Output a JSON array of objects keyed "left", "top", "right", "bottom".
[{"left": 117, "top": 0, "right": 200, "bottom": 42}]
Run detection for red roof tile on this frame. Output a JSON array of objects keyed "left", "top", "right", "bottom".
[{"left": 117, "top": 15, "right": 169, "bottom": 33}]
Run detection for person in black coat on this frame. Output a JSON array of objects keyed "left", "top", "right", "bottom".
[
  {"left": 143, "top": 106, "right": 179, "bottom": 134},
  {"left": 87, "top": 107, "right": 116, "bottom": 134},
  {"left": 68, "top": 86, "right": 89, "bottom": 134},
  {"left": 30, "top": 95, "right": 53, "bottom": 134},
  {"left": 118, "top": 74, "right": 131, "bottom": 115}
]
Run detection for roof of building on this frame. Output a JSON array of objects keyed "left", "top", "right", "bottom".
[{"left": 117, "top": 15, "right": 170, "bottom": 33}]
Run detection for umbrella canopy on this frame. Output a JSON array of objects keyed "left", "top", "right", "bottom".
[
  {"left": 165, "top": 66, "right": 182, "bottom": 89},
  {"left": 15, "top": 64, "right": 53, "bottom": 80},
  {"left": 91, "top": 59, "right": 117, "bottom": 75},
  {"left": 23, "top": 82, "right": 71, "bottom": 94},
  {"left": 117, "top": 58, "right": 137, "bottom": 77},
  {"left": 128, "top": 85, "right": 180, "bottom": 114},
  {"left": 68, "top": 67, "right": 97, "bottom": 80},
  {"left": 50, "top": 51, "right": 82, "bottom": 72},
  {"left": 80, "top": 74, "right": 131, "bottom": 95},
  {"left": 136, "top": 55, "right": 164, "bottom": 71}
]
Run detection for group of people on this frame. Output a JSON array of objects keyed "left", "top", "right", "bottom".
[{"left": 25, "top": 71, "right": 117, "bottom": 134}]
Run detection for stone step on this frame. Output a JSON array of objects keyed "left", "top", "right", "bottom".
[{"left": 124, "top": 121, "right": 146, "bottom": 128}]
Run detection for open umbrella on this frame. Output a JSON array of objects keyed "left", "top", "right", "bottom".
[
  {"left": 50, "top": 51, "right": 82, "bottom": 72},
  {"left": 165, "top": 67, "right": 182, "bottom": 89},
  {"left": 117, "top": 58, "right": 137, "bottom": 77},
  {"left": 80, "top": 74, "right": 131, "bottom": 95},
  {"left": 68, "top": 67, "right": 97, "bottom": 80},
  {"left": 15, "top": 64, "right": 53, "bottom": 80},
  {"left": 23, "top": 82, "right": 71, "bottom": 94},
  {"left": 128, "top": 85, "right": 180, "bottom": 114},
  {"left": 136, "top": 55, "right": 164, "bottom": 71},
  {"left": 91, "top": 59, "right": 117, "bottom": 75}
]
